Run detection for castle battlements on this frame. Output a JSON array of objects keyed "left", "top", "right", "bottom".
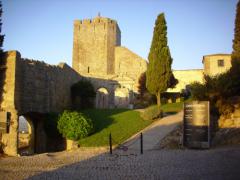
[{"left": 74, "top": 16, "right": 118, "bottom": 27}]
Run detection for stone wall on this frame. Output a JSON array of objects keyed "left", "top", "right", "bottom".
[
  {"left": 19, "top": 58, "right": 81, "bottom": 114},
  {"left": 0, "top": 51, "right": 82, "bottom": 155},
  {"left": 167, "top": 69, "right": 204, "bottom": 93},
  {"left": 0, "top": 51, "right": 20, "bottom": 156},
  {"left": 115, "top": 46, "right": 147, "bottom": 91},
  {"left": 72, "top": 16, "right": 121, "bottom": 76},
  {"left": 203, "top": 54, "right": 231, "bottom": 76}
]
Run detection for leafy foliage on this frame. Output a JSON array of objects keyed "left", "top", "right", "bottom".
[
  {"left": 0, "top": 1, "right": 4, "bottom": 53},
  {"left": 138, "top": 72, "right": 147, "bottom": 97},
  {"left": 190, "top": 71, "right": 240, "bottom": 117},
  {"left": 71, "top": 80, "right": 96, "bottom": 109},
  {"left": 189, "top": 81, "right": 208, "bottom": 101},
  {"left": 169, "top": 72, "right": 178, "bottom": 89},
  {"left": 141, "top": 105, "right": 160, "bottom": 120},
  {"left": 146, "top": 13, "right": 174, "bottom": 107},
  {"left": 135, "top": 72, "right": 156, "bottom": 108},
  {"left": 141, "top": 101, "right": 183, "bottom": 120},
  {"left": 57, "top": 110, "right": 94, "bottom": 141},
  {"left": 232, "top": 0, "right": 240, "bottom": 64}
]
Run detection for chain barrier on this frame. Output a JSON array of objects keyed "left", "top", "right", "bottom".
[
  {"left": 110, "top": 133, "right": 143, "bottom": 154},
  {"left": 113, "top": 136, "right": 140, "bottom": 151}
]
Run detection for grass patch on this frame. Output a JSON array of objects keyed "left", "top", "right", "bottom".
[
  {"left": 79, "top": 109, "right": 152, "bottom": 147},
  {"left": 161, "top": 101, "right": 183, "bottom": 113},
  {"left": 140, "top": 102, "right": 184, "bottom": 120}
]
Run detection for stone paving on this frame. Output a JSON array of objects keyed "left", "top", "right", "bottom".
[{"left": 1, "top": 147, "right": 240, "bottom": 180}]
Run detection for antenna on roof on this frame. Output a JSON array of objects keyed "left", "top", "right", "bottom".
[{"left": 98, "top": 12, "right": 101, "bottom": 17}]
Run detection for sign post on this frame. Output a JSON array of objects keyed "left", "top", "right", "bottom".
[{"left": 183, "top": 101, "right": 210, "bottom": 149}]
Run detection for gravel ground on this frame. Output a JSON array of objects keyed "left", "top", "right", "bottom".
[{"left": 1, "top": 146, "right": 240, "bottom": 180}]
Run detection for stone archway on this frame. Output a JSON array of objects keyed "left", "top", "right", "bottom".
[
  {"left": 18, "top": 115, "right": 35, "bottom": 155},
  {"left": 96, "top": 87, "right": 109, "bottom": 109},
  {"left": 114, "top": 87, "right": 129, "bottom": 108}
]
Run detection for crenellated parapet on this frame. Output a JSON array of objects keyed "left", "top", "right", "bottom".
[{"left": 74, "top": 16, "right": 119, "bottom": 26}]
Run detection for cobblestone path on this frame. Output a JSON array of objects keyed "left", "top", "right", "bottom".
[{"left": 1, "top": 146, "right": 240, "bottom": 180}]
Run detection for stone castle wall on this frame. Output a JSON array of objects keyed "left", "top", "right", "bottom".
[
  {"left": 0, "top": 51, "right": 20, "bottom": 156},
  {"left": 18, "top": 57, "right": 81, "bottom": 114},
  {"left": 0, "top": 51, "right": 82, "bottom": 155},
  {"left": 72, "top": 17, "right": 121, "bottom": 76},
  {"left": 115, "top": 47, "right": 147, "bottom": 79},
  {"left": 167, "top": 69, "right": 204, "bottom": 93}
]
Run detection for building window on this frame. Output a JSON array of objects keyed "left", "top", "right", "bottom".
[
  {"left": 88, "top": 67, "right": 90, "bottom": 73},
  {"left": 218, "top": 59, "right": 224, "bottom": 67}
]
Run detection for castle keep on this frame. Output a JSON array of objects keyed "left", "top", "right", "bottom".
[
  {"left": 73, "top": 17, "right": 121, "bottom": 75},
  {"left": 72, "top": 16, "right": 147, "bottom": 82},
  {"left": 72, "top": 16, "right": 147, "bottom": 108}
]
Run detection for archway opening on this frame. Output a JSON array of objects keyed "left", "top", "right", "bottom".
[
  {"left": 18, "top": 115, "right": 35, "bottom": 156},
  {"left": 96, "top": 87, "right": 109, "bottom": 109}
]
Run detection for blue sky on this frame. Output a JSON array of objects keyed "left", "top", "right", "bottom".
[{"left": 2, "top": 0, "right": 238, "bottom": 70}]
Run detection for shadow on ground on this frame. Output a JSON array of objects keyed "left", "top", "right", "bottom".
[{"left": 24, "top": 146, "right": 240, "bottom": 180}]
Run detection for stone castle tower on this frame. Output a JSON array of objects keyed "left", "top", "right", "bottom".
[{"left": 72, "top": 16, "right": 121, "bottom": 75}]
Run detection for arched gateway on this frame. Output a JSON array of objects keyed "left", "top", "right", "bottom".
[{"left": 96, "top": 87, "right": 109, "bottom": 109}]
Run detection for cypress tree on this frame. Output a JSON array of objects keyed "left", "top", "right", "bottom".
[
  {"left": 232, "top": 0, "right": 240, "bottom": 64},
  {"left": 138, "top": 72, "right": 147, "bottom": 98},
  {"left": 0, "top": 1, "right": 4, "bottom": 53},
  {"left": 146, "top": 13, "right": 173, "bottom": 109}
]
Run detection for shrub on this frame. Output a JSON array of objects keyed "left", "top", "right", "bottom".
[
  {"left": 57, "top": 110, "right": 94, "bottom": 141},
  {"left": 134, "top": 92, "right": 156, "bottom": 109},
  {"left": 71, "top": 80, "right": 96, "bottom": 109},
  {"left": 189, "top": 70, "right": 240, "bottom": 118},
  {"left": 141, "top": 105, "right": 161, "bottom": 120},
  {"left": 189, "top": 81, "right": 208, "bottom": 101}
]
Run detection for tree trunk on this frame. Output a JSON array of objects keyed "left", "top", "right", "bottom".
[{"left": 156, "top": 91, "right": 161, "bottom": 109}]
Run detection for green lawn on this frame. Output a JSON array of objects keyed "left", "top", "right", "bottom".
[
  {"left": 78, "top": 102, "right": 183, "bottom": 147},
  {"left": 79, "top": 109, "right": 152, "bottom": 147},
  {"left": 161, "top": 101, "right": 184, "bottom": 113}
]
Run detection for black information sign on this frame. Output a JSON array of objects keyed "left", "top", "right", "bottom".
[
  {"left": 0, "top": 112, "right": 10, "bottom": 133},
  {"left": 183, "top": 101, "right": 210, "bottom": 149}
]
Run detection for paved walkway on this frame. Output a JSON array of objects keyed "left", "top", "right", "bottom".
[
  {"left": 2, "top": 111, "right": 240, "bottom": 179},
  {"left": 122, "top": 111, "right": 183, "bottom": 151},
  {"left": 1, "top": 146, "right": 240, "bottom": 180}
]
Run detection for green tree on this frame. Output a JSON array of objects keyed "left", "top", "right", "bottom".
[
  {"left": 0, "top": 1, "right": 4, "bottom": 53},
  {"left": 230, "top": 0, "right": 240, "bottom": 93},
  {"left": 232, "top": 0, "right": 240, "bottom": 64},
  {"left": 71, "top": 80, "right": 96, "bottom": 109},
  {"left": 146, "top": 13, "right": 173, "bottom": 109},
  {"left": 138, "top": 72, "right": 147, "bottom": 97}
]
